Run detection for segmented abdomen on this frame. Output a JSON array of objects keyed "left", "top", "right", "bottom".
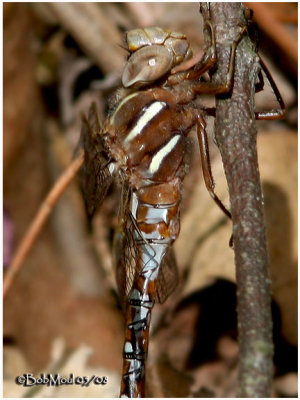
[{"left": 121, "top": 181, "right": 181, "bottom": 397}]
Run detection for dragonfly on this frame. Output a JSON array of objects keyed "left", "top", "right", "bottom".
[{"left": 78, "top": 12, "right": 285, "bottom": 399}]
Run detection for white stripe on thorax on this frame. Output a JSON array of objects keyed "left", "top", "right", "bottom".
[
  {"left": 124, "top": 101, "right": 166, "bottom": 143},
  {"left": 149, "top": 135, "right": 181, "bottom": 174},
  {"left": 110, "top": 92, "right": 139, "bottom": 125}
]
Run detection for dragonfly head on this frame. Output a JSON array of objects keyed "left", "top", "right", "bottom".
[{"left": 122, "top": 27, "right": 193, "bottom": 88}]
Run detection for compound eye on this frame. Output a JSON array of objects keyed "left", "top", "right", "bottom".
[{"left": 122, "top": 45, "right": 173, "bottom": 88}]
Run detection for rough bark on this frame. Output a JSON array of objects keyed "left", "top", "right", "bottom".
[{"left": 200, "top": 3, "right": 274, "bottom": 397}]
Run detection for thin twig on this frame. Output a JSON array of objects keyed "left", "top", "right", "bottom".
[
  {"left": 3, "top": 150, "right": 84, "bottom": 299},
  {"left": 201, "top": 3, "right": 274, "bottom": 397}
]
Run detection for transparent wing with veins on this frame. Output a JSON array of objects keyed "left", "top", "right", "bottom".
[
  {"left": 78, "top": 102, "right": 114, "bottom": 218},
  {"left": 114, "top": 184, "right": 179, "bottom": 311},
  {"left": 114, "top": 183, "right": 143, "bottom": 310},
  {"left": 156, "top": 247, "right": 179, "bottom": 304}
]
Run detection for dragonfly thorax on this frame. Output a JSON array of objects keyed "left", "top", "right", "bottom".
[{"left": 105, "top": 88, "right": 194, "bottom": 188}]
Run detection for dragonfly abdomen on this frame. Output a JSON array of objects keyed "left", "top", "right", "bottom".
[
  {"left": 133, "top": 182, "right": 181, "bottom": 243},
  {"left": 120, "top": 183, "right": 181, "bottom": 397},
  {"left": 128, "top": 186, "right": 180, "bottom": 296}
]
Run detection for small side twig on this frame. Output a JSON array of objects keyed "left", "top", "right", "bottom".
[
  {"left": 201, "top": 3, "right": 274, "bottom": 397},
  {"left": 3, "top": 150, "right": 84, "bottom": 299}
]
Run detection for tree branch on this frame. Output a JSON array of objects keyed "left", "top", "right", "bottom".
[
  {"left": 200, "top": 3, "right": 274, "bottom": 397},
  {"left": 3, "top": 151, "right": 84, "bottom": 299}
]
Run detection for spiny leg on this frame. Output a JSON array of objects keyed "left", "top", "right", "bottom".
[
  {"left": 170, "top": 26, "right": 247, "bottom": 105},
  {"left": 199, "top": 70, "right": 264, "bottom": 118},
  {"left": 255, "top": 70, "right": 265, "bottom": 94},
  {"left": 167, "top": 20, "right": 217, "bottom": 86},
  {"left": 185, "top": 20, "right": 217, "bottom": 80},
  {"left": 190, "top": 26, "right": 247, "bottom": 96},
  {"left": 201, "top": 57, "right": 286, "bottom": 121},
  {"left": 196, "top": 112, "right": 234, "bottom": 247},
  {"left": 255, "top": 55, "right": 285, "bottom": 120},
  {"left": 196, "top": 113, "right": 231, "bottom": 221},
  {"left": 185, "top": 2, "right": 216, "bottom": 80}
]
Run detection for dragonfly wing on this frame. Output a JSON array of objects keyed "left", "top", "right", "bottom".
[
  {"left": 155, "top": 247, "right": 179, "bottom": 304},
  {"left": 114, "top": 185, "right": 143, "bottom": 311},
  {"left": 114, "top": 184, "right": 179, "bottom": 307},
  {"left": 78, "top": 102, "right": 114, "bottom": 218}
]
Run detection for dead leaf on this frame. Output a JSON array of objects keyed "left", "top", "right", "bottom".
[{"left": 176, "top": 130, "right": 297, "bottom": 346}]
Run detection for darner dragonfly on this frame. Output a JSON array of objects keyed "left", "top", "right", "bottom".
[{"left": 78, "top": 14, "right": 284, "bottom": 399}]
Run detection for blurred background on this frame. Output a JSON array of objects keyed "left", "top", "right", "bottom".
[{"left": 3, "top": 2, "right": 297, "bottom": 397}]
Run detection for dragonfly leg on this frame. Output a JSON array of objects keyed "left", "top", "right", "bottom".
[
  {"left": 169, "top": 26, "right": 246, "bottom": 104},
  {"left": 255, "top": 55, "right": 286, "bottom": 120},
  {"left": 202, "top": 58, "right": 285, "bottom": 121},
  {"left": 190, "top": 26, "right": 247, "bottom": 96},
  {"left": 186, "top": 20, "right": 217, "bottom": 80},
  {"left": 196, "top": 112, "right": 231, "bottom": 221},
  {"left": 167, "top": 20, "right": 216, "bottom": 86},
  {"left": 255, "top": 70, "right": 265, "bottom": 94}
]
